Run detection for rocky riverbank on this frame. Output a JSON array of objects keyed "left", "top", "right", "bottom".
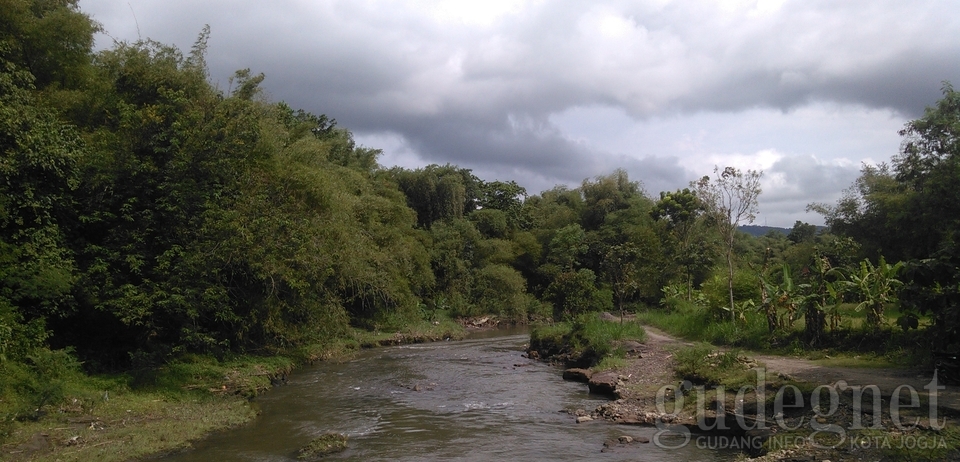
[{"left": 529, "top": 321, "right": 960, "bottom": 461}]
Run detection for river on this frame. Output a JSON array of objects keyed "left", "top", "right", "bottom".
[{"left": 164, "top": 329, "right": 732, "bottom": 461}]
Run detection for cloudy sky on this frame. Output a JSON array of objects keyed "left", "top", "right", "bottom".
[{"left": 80, "top": 0, "right": 960, "bottom": 227}]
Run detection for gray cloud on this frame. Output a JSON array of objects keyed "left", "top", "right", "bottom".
[{"left": 82, "top": 0, "right": 960, "bottom": 226}]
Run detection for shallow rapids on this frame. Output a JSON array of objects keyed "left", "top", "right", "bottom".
[{"left": 164, "top": 329, "right": 731, "bottom": 461}]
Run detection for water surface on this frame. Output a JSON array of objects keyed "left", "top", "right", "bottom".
[{"left": 165, "top": 330, "right": 729, "bottom": 461}]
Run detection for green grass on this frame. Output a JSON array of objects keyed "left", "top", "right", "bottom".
[
  {"left": 298, "top": 433, "right": 348, "bottom": 460},
  {"left": 351, "top": 318, "right": 465, "bottom": 348},
  {"left": 637, "top": 299, "right": 771, "bottom": 350},
  {"left": 529, "top": 312, "right": 646, "bottom": 367},
  {"left": 672, "top": 343, "right": 760, "bottom": 388},
  {"left": 640, "top": 298, "right": 931, "bottom": 366}
]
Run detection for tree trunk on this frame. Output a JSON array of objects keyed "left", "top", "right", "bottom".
[
  {"left": 727, "top": 245, "right": 735, "bottom": 324},
  {"left": 805, "top": 306, "right": 825, "bottom": 347}
]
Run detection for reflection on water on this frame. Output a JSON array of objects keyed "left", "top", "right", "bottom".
[{"left": 164, "top": 330, "right": 730, "bottom": 462}]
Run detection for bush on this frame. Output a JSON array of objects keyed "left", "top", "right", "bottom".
[
  {"left": 544, "top": 269, "right": 613, "bottom": 320},
  {"left": 471, "top": 264, "right": 529, "bottom": 320},
  {"left": 0, "top": 348, "right": 81, "bottom": 426},
  {"left": 701, "top": 269, "right": 762, "bottom": 319},
  {"left": 529, "top": 313, "right": 646, "bottom": 366},
  {"left": 568, "top": 314, "right": 646, "bottom": 364},
  {"left": 673, "top": 343, "right": 756, "bottom": 388}
]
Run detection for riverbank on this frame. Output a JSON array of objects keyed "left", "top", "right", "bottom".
[
  {"left": 530, "top": 320, "right": 960, "bottom": 461},
  {"left": 0, "top": 320, "right": 465, "bottom": 462}
]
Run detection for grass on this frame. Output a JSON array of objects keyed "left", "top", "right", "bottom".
[
  {"left": 672, "top": 343, "right": 761, "bottom": 389},
  {"left": 639, "top": 298, "right": 930, "bottom": 367},
  {"left": 351, "top": 318, "right": 465, "bottom": 348},
  {"left": 298, "top": 433, "right": 347, "bottom": 460},
  {"left": 529, "top": 312, "right": 646, "bottom": 367},
  {"left": 636, "top": 300, "right": 771, "bottom": 350},
  {"left": 2, "top": 380, "right": 257, "bottom": 462}
]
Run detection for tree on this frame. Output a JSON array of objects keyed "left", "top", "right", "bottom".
[
  {"left": 807, "top": 164, "right": 910, "bottom": 261},
  {"left": 580, "top": 169, "right": 641, "bottom": 230},
  {"left": 0, "top": 54, "right": 81, "bottom": 340},
  {"left": 787, "top": 221, "right": 817, "bottom": 244},
  {"left": 391, "top": 165, "right": 481, "bottom": 228},
  {"left": 693, "top": 166, "right": 763, "bottom": 323},
  {"left": 652, "top": 188, "right": 704, "bottom": 299},
  {"left": 602, "top": 244, "right": 641, "bottom": 323},
  {"left": 840, "top": 256, "right": 904, "bottom": 329},
  {"left": 0, "top": 0, "right": 98, "bottom": 89}
]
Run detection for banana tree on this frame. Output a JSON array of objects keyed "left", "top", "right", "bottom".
[
  {"left": 797, "top": 253, "right": 845, "bottom": 346},
  {"left": 841, "top": 256, "right": 904, "bottom": 329},
  {"left": 758, "top": 264, "right": 802, "bottom": 333}
]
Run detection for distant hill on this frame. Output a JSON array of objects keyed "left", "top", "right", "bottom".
[{"left": 739, "top": 225, "right": 789, "bottom": 237}]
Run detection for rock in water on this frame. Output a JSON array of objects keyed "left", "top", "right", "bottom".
[
  {"left": 298, "top": 433, "right": 347, "bottom": 460},
  {"left": 588, "top": 371, "right": 621, "bottom": 397},
  {"left": 562, "top": 368, "right": 593, "bottom": 382}
]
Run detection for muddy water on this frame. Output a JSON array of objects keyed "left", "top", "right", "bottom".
[{"left": 165, "top": 330, "right": 731, "bottom": 461}]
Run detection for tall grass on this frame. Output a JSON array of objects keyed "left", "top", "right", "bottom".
[
  {"left": 638, "top": 298, "right": 771, "bottom": 350},
  {"left": 530, "top": 313, "right": 646, "bottom": 367},
  {"left": 642, "top": 297, "right": 930, "bottom": 365},
  {"left": 672, "top": 343, "right": 758, "bottom": 388}
]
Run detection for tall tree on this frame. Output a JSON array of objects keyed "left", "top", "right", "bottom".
[
  {"left": 652, "top": 188, "right": 704, "bottom": 299},
  {"left": 694, "top": 166, "right": 763, "bottom": 322}
]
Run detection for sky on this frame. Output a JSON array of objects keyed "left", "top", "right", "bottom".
[{"left": 79, "top": 0, "right": 960, "bottom": 227}]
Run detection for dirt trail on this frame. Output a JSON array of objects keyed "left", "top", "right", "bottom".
[{"left": 640, "top": 325, "right": 960, "bottom": 413}]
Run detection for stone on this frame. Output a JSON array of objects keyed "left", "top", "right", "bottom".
[
  {"left": 576, "top": 415, "right": 593, "bottom": 423},
  {"left": 298, "top": 433, "right": 347, "bottom": 460},
  {"left": 599, "top": 312, "right": 619, "bottom": 321},
  {"left": 618, "top": 435, "right": 633, "bottom": 444},
  {"left": 617, "top": 340, "right": 644, "bottom": 356},
  {"left": 562, "top": 368, "right": 593, "bottom": 382},
  {"left": 588, "top": 371, "right": 620, "bottom": 397}
]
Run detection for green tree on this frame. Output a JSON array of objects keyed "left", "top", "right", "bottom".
[
  {"left": 652, "top": 188, "right": 705, "bottom": 299},
  {"left": 839, "top": 256, "right": 904, "bottom": 329},
  {"left": 0, "top": 55, "right": 80, "bottom": 322},
  {"left": 543, "top": 268, "right": 611, "bottom": 320},
  {"left": 602, "top": 244, "right": 641, "bottom": 322},
  {"left": 694, "top": 166, "right": 763, "bottom": 323},
  {"left": 392, "top": 164, "right": 481, "bottom": 228},
  {"left": 580, "top": 169, "right": 641, "bottom": 230},
  {"left": 0, "top": 0, "right": 98, "bottom": 89},
  {"left": 787, "top": 221, "right": 818, "bottom": 244}
]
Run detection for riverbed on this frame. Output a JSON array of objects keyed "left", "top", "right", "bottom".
[{"left": 163, "top": 329, "right": 732, "bottom": 461}]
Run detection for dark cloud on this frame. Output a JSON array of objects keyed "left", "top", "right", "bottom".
[
  {"left": 81, "top": 0, "right": 959, "bottom": 226},
  {"left": 760, "top": 154, "right": 863, "bottom": 225}
]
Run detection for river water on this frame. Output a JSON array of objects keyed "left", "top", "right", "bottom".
[{"left": 165, "top": 329, "right": 731, "bottom": 461}]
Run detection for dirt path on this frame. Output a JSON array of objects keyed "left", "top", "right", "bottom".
[{"left": 629, "top": 326, "right": 960, "bottom": 413}]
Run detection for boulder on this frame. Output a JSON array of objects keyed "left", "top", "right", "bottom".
[
  {"left": 599, "top": 311, "right": 619, "bottom": 321},
  {"left": 298, "top": 433, "right": 347, "bottom": 460},
  {"left": 562, "top": 368, "right": 593, "bottom": 382},
  {"left": 588, "top": 371, "right": 621, "bottom": 397},
  {"left": 616, "top": 340, "right": 644, "bottom": 356}
]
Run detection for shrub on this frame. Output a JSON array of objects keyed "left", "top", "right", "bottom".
[
  {"left": 701, "top": 270, "right": 762, "bottom": 319},
  {"left": 672, "top": 343, "right": 756, "bottom": 388}
]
